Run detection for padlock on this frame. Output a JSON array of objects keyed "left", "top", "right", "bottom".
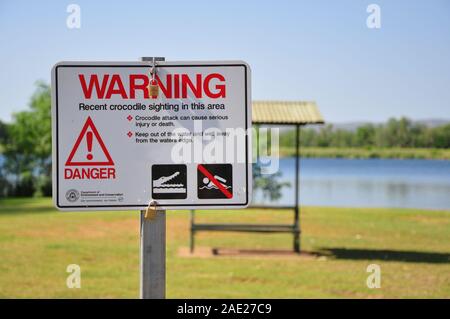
[
  {"left": 148, "top": 79, "right": 159, "bottom": 98},
  {"left": 145, "top": 200, "right": 158, "bottom": 219}
]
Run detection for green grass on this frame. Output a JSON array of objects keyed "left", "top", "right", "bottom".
[
  {"left": 0, "top": 198, "right": 449, "bottom": 298},
  {"left": 279, "top": 146, "right": 450, "bottom": 160}
]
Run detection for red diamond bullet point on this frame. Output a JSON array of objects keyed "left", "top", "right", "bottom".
[
  {"left": 127, "top": 131, "right": 133, "bottom": 138},
  {"left": 127, "top": 115, "right": 133, "bottom": 121}
]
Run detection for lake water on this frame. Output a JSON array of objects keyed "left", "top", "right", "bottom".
[
  {"left": 1, "top": 155, "right": 449, "bottom": 210},
  {"left": 253, "top": 158, "right": 450, "bottom": 210}
]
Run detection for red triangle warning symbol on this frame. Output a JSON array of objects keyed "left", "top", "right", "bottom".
[{"left": 65, "top": 117, "right": 114, "bottom": 166}]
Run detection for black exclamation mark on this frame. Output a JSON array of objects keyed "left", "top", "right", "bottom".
[{"left": 86, "top": 131, "right": 93, "bottom": 160}]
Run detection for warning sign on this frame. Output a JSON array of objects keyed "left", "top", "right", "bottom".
[{"left": 52, "top": 61, "right": 252, "bottom": 210}]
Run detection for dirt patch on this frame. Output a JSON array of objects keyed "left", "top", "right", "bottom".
[
  {"left": 178, "top": 246, "right": 321, "bottom": 260},
  {"left": 407, "top": 215, "right": 449, "bottom": 226}
]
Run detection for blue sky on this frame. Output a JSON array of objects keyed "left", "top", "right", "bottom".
[{"left": 0, "top": 0, "right": 449, "bottom": 123}]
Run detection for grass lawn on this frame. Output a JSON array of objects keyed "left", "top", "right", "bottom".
[{"left": 0, "top": 198, "right": 449, "bottom": 298}]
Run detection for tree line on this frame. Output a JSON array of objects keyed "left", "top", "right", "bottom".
[{"left": 280, "top": 119, "right": 450, "bottom": 149}]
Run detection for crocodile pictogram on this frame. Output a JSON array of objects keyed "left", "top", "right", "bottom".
[{"left": 152, "top": 171, "right": 184, "bottom": 188}]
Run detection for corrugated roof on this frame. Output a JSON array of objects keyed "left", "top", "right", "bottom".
[{"left": 252, "top": 101, "right": 324, "bottom": 124}]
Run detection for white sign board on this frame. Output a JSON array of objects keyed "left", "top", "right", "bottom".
[{"left": 52, "top": 61, "right": 252, "bottom": 211}]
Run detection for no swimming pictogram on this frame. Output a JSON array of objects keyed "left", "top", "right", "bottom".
[
  {"left": 197, "top": 164, "right": 233, "bottom": 199},
  {"left": 65, "top": 116, "right": 114, "bottom": 166}
]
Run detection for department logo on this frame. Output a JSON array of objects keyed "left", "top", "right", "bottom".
[{"left": 66, "top": 189, "right": 80, "bottom": 202}]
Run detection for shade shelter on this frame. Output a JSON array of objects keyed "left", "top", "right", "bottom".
[{"left": 190, "top": 101, "right": 324, "bottom": 253}]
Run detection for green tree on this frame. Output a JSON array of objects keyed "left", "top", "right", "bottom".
[
  {"left": 253, "top": 164, "right": 290, "bottom": 202},
  {"left": 0, "top": 120, "right": 8, "bottom": 145},
  {"left": 299, "top": 128, "right": 316, "bottom": 147},
  {"left": 355, "top": 124, "right": 376, "bottom": 147},
  {"left": 409, "top": 123, "right": 427, "bottom": 147},
  {"left": 316, "top": 124, "right": 333, "bottom": 147},
  {"left": 3, "top": 82, "right": 52, "bottom": 196},
  {"left": 432, "top": 124, "right": 450, "bottom": 148},
  {"left": 330, "top": 129, "right": 355, "bottom": 147}
]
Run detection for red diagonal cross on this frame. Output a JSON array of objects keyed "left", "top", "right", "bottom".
[{"left": 198, "top": 164, "right": 232, "bottom": 199}]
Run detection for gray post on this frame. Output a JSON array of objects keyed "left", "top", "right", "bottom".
[
  {"left": 140, "top": 56, "right": 166, "bottom": 299},
  {"left": 140, "top": 210, "right": 166, "bottom": 299},
  {"left": 294, "top": 124, "right": 300, "bottom": 253}
]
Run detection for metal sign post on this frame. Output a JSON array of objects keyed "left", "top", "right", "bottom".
[
  {"left": 140, "top": 208, "right": 166, "bottom": 299},
  {"left": 140, "top": 57, "right": 166, "bottom": 299}
]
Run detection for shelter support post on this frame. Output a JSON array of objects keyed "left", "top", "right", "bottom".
[
  {"left": 190, "top": 210, "right": 195, "bottom": 253},
  {"left": 294, "top": 124, "right": 301, "bottom": 253}
]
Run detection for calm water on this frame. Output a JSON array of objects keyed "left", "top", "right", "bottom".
[
  {"left": 253, "top": 158, "right": 450, "bottom": 210},
  {"left": 1, "top": 155, "right": 449, "bottom": 210}
]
